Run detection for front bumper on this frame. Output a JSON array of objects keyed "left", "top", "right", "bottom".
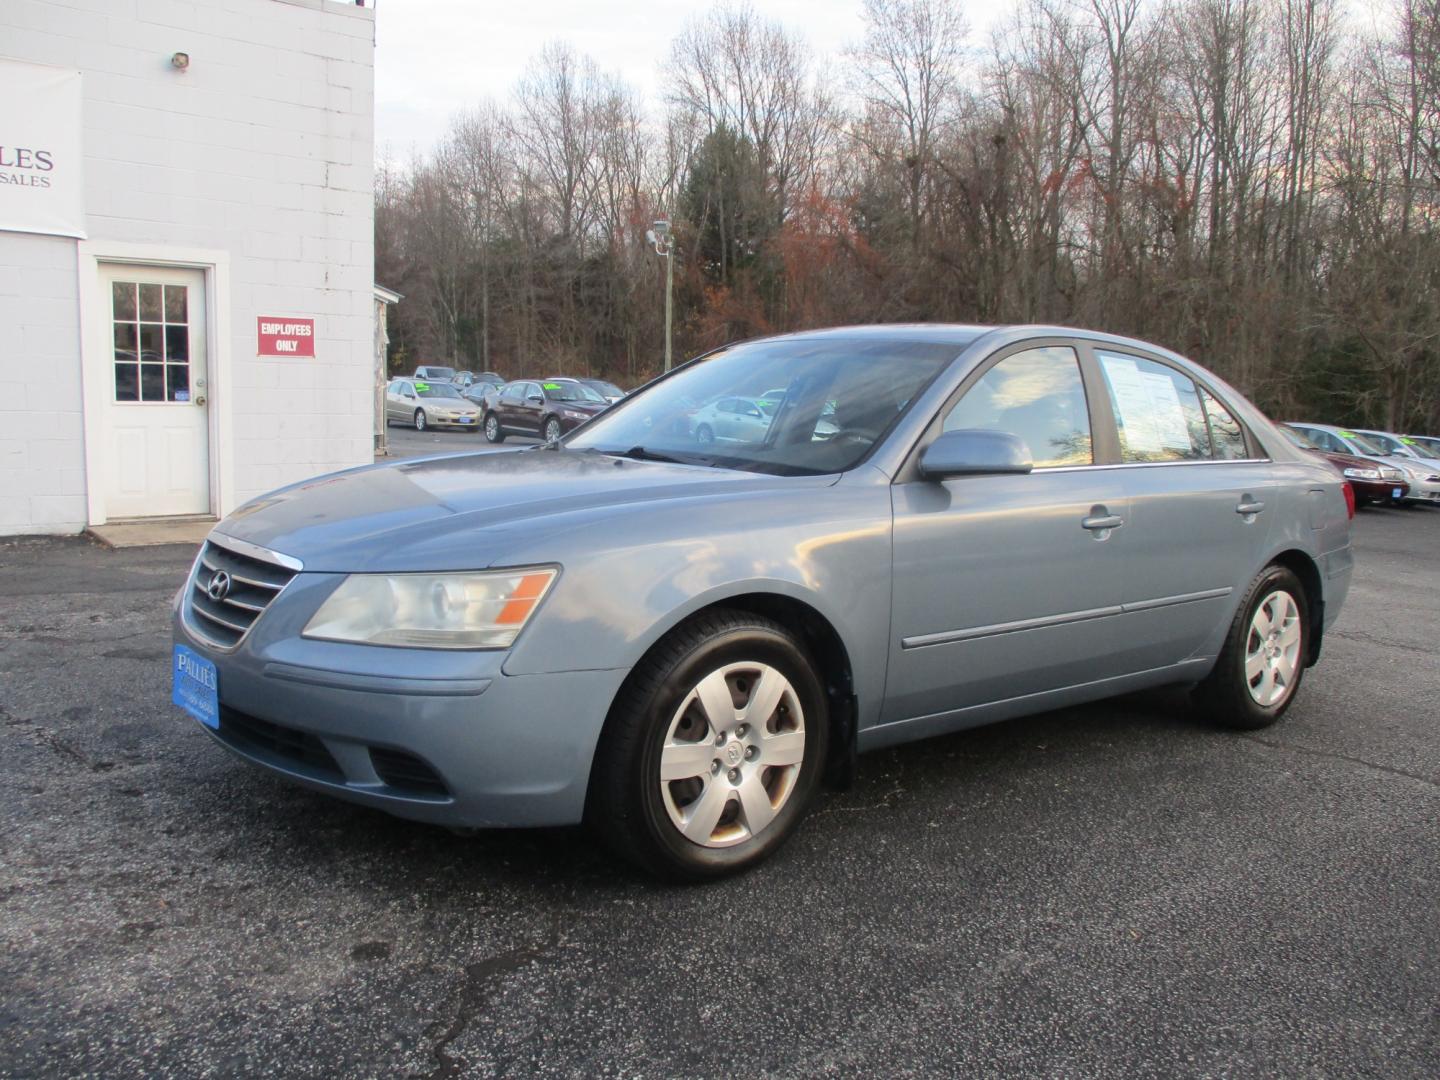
[
  {"left": 431, "top": 415, "right": 481, "bottom": 430},
  {"left": 173, "top": 588, "right": 627, "bottom": 828},
  {"left": 1351, "top": 478, "right": 1408, "bottom": 504},
  {"left": 1401, "top": 474, "right": 1440, "bottom": 503}
]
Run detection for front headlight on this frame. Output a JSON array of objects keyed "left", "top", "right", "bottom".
[
  {"left": 1343, "top": 467, "right": 1381, "bottom": 480},
  {"left": 1379, "top": 467, "right": 1404, "bottom": 481},
  {"left": 562, "top": 409, "right": 589, "bottom": 421},
  {"left": 302, "top": 568, "right": 557, "bottom": 649}
]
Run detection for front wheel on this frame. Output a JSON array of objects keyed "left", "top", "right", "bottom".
[
  {"left": 587, "top": 610, "right": 828, "bottom": 881},
  {"left": 484, "top": 413, "right": 504, "bottom": 443},
  {"left": 544, "top": 417, "right": 563, "bottom": 443},
  {"left": 413, "top": 409, "right": 427, "bottom": 432},
  {"left": 1194, "top": 565, "right": 1308, "bottom": 730}
]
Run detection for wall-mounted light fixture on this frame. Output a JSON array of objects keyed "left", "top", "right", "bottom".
[{"left": 171, "top": 52, "right": 190, "bottom": 71}]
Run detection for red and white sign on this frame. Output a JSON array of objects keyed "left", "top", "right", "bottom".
[{"left": 257, "top": 317, "right": 315, "bottom": 357}]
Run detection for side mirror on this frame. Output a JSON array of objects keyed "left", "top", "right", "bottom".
[
  {"left": 919, "top": 429, "right": 1033, "bottom": 479},
  {"left": 528, "top": 394, "right": 543, "bottom": 404}
]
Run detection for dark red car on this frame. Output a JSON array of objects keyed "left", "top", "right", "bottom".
[
  {"left": 1280, "top": 424, "right": 1408, "bottom": 507},
  {"left": 481, "top": 378, "right": 610, "bottom": 444}
]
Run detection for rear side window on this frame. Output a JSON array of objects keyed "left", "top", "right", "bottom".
[
  {"left": 1200, "top": 387, "right": 1249, "bottom": 459},
  {"left": 1097, "top": 352, "right": 1209, "bottom": 463},
  {"left": 943, "top": 346, "right": 1093, "bottom": 468}
]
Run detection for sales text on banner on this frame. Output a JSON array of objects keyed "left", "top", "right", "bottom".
[{"left": 0, "top": 59, "right": 85, "bottom": 239}]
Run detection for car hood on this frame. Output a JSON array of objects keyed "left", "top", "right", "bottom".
[
  {"left": 553, "top": 400, "right": 608, "bottom": 413},
  {"left": 214, "top": 449, "right": 830, "bottom": 572}
]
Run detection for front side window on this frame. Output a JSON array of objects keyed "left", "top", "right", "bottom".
[
  {"left": 942, "top": 346, "right": 1092, "bottom": 468},
  {"left": 1097, "top": 351, "right": 1209, "bottom": 463}
]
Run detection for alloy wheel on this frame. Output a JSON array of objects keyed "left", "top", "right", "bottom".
[
  {"left": 658, "top": 661, "right": 805, "bottom": 848},
  {"left": 1245, "top": 589, "right": 1301, "bottom": 706}
]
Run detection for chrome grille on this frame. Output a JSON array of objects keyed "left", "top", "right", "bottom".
[{"left": 186, "top": 536, "right": 299, "bottom": 649}]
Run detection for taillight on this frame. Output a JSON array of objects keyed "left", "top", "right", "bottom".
[{"left": 1342, "top": 481, "right": 1356, "bottom": 519}]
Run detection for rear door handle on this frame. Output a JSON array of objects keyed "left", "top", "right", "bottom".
[
  {"left": 1081, "top": 512, "right": 1124, "bottom": 531},
  {"left": 1236, "top": 498, "right": 1266, "bottom": 516}
]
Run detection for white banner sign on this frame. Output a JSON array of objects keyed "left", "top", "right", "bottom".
[{"left": 0, "top": 58, "right": 85, "bottom": 239}]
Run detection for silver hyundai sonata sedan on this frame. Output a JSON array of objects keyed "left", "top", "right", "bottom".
[{"left": 172, "top": 325, "right": 1353, "bottom": 879}]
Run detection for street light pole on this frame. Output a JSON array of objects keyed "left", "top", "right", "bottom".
[{"left": 646, "top": 219, "right": 674, "bottom": 373}]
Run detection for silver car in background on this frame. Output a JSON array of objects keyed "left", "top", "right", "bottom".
[
  {"left": 384, "top": 377, "right": 482, "bottom": 432},
  {"left": 174, "top": 326, "right": 1352, "bottom": 880}
]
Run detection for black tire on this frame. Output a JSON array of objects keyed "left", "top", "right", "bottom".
[
  {"left": 586, "top": 609, "right": 829, "bottom": 881},
  {"left": 695, "top": 423, "right": 714, "bottom": 445},
  {"left": 414, "top": 409, "right": 426, "bottom": 432},
  {"left": 1193, "top": 564, "right": 1309, "bottom": 730},
  {"left": 484, "top": 413, "right": 505, "bottom": 443},
  {"left": 544, "top": 417, "right": 563, "bottom": 443}
]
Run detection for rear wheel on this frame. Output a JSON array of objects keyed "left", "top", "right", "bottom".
[
  {"left": 587, "top": 610, "right": 828, "bottom": 881},
  {"left": 413, "top": 409, "right": 427, "bottom": 432},
  {"left": 695, "top": 423, "right": 714, "bottom": 445},
  {"left": 1194, "top": 565, "right": 1308, "bottom": 730},
  {"left": 484, "top": 413, "right": 504, "bottom": 443}
]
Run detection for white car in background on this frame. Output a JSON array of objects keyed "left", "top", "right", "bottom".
[
  {"left": 690, "top": 396, "right": 775, "bottom": 445},
  {"left": 1287, "top": 422, "right": 1440, "bottom": 506}
]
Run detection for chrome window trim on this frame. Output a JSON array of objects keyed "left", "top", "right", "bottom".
[{"left": 1036, "top": 458, "right": 1271, "bottom": 474}]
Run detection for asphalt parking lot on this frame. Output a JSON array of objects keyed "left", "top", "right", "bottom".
[
  {"left": 381, "top": 423, "right": 539, "bottom": 460},
  {"left": 2, "top": 506, "right": 1437, "bottom": 1078}
]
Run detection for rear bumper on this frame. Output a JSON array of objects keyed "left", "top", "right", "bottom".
[{"left": 174, "top": 608, "right": 628, "bottom": 828}]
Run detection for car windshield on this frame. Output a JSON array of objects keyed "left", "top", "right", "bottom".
[
  {"left": 1408, "top": 439, "right": 1440, "bottom": 459},
  {"left": 419, "top": 367, "right": 455, "bottom": 379},
  {"left": 1343, "top": 430, "right": 1389, "bottom": 455},
  {"left": 567, "top": 336, "right": 962, "bottom": 476},
  {"left": 543, "top": 382, "right": 602, "bottom": 402},
  {"left": 415, "top": 382, "right": 463, "bottom": 399},
  {"left": 590, "top": 381, "right": 623, "bottom": 397}
]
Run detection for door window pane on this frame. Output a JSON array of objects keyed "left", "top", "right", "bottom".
[
  {"left": 140, "top": 363, "right": 166, "bottom": 402},
  {"left": 114, "top": 363, "right": 139, "bottom": 401},
  {"left": 112, "top": 281, "right": 137, "bottom": 320},
  {"left": 1097, "top": 352, "right": 1209, "bottom": 462},
  {"left": 1200, "top": 387, "right": 1248, "bottom": 459},
  {"left": 163, "top": 284, "right": 187, "bottom": 322},
  {"left": 942, "top": 346, "right": 1092, "bottom": 468},
  {"left": 139, "top": 283, "right": 163, "bottom": 321},
  {"left": 164, "top": 324, "right": 188, "bottom": 363}
]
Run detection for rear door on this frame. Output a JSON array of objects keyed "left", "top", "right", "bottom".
[{"left": 1090, "top": 346, "right": 1276, "bottom": 669}]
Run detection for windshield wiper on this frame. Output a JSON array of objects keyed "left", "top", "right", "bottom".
[{"left": 592, "top": 445, "right": 699, "bottom": 466}]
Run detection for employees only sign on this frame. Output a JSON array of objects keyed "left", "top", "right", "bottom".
[{"left": 257, "top": 317, "right": 315, "bottom": 357}]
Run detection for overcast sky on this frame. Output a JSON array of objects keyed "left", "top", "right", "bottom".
[{"left": 373, "top": 0, "right": 1011, "bottom": 162}]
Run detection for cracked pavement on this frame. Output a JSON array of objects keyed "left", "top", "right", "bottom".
[{"left": 2, "top": 508, "right": 1437, "bottom": 1077}]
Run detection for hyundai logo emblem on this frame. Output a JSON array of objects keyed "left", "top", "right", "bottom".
[{"left": 206, "top": 570, "right": 232, "bottom": 602}]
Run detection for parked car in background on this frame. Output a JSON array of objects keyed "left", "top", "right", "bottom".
[
  {"left": 1279, "top": 424, "right": 1408, "bottom": 507},
  {"left": 689, "top": 395, "right": 773, "bottom": 445},
  {"left": 174, "top": 324, "right": 1352, "bottom": 880},
  {"left": 385, "top": 377, "right": 481, "bottom": 431},
  {"left": 482, "top": 378, "right": 609, "bottom": 443},
  {"left": 1404, "top": 435, "right": 1440, "bottom": 458},
  {"left": 1286, "top": 422, "right": 1440, "bottom": 506},
  {"left": 578, "top": 378, "right": 625, "bottom": 404},
  {"left": 412, "top": 365, "right": 457, "bottom": 383},
  {"left": 462, "top": 378, "right": 504, "bottom": 406},
  {"left": 1353, "top": 428, "right": 1439, "bottom": 463}
]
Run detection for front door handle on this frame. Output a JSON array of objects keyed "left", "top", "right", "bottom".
[
  {"left": 1236, "top": 497, "right": 1266, "bottom": 516},
  {"left": 1081, "top": 508, "right": 1124, "bottom": 532}
]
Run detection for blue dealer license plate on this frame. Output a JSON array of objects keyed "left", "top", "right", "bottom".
[
  {"left": 1393, "top": 487, "right": 1403, "bottom": 499},
  {"left": 172, "top": 644, "right": 219, "bottom": 729}
]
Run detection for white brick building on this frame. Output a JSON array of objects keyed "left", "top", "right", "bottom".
[{"left": 0, "top": 0, "right": 376, "bottom": 535}]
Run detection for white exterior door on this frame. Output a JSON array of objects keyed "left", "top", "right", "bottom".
[{"left": 100, "top": 264, "right": 210, "bottom": 518}]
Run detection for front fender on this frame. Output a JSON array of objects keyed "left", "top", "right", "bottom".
[{"left": 500, "top": 476, "right": 895, "bottom": 729}]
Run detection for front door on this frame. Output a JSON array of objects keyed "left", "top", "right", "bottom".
[
  {"left": 101, "top": 265, "right": 209, "bottom": 518},
  {"left": 885, "top": 343, "right": 1135, "bottom": 725}
]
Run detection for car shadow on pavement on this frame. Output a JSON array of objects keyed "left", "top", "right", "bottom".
[{"left": 167, "top": 689, "right": 1211, "bottom": 892}]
